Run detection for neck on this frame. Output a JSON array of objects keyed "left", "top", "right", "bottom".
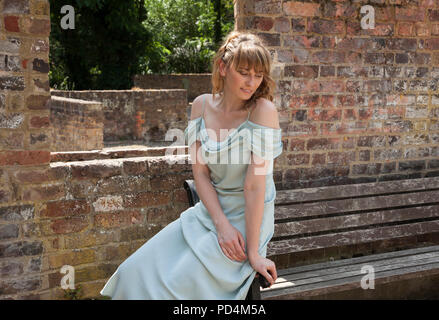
[{"left": 217, "top": 91, "right": 247, "bottom": 114}]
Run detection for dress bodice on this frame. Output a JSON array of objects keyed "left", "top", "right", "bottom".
[{"left": 184, "top": 115, "right": 283, "bottom": 196}]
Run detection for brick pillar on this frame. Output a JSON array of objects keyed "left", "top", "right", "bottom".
[{"left": 0, "top": 0, "right": 51, "bottom": 299}]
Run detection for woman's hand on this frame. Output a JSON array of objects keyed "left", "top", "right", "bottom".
[
  {"left": 216, "top": 221, "right": 247, "bottom": 262},
  {"left": 249, "top": 253, "right": 277, "bottom": 287}
]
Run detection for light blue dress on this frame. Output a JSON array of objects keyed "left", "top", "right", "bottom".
[{"left": 100, "top": 95, "right": 283, "bottom": 299}]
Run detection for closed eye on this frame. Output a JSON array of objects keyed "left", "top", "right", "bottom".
[{"left": 239, "top": 71, "right": 263, "bottom": 78}]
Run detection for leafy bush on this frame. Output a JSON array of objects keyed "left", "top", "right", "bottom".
[
  {"left": 49, "top": 0, "right": 235, "bottom": 88},
  {"left": 49, "top": 0, "right": 151, "bottom": 90}
]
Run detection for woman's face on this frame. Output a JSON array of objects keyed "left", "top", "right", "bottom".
[{"left": 220, "top": 60, "right": 264, "bottom": 100}]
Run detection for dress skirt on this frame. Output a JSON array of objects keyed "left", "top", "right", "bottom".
[{"left": 99, "top": 196, "right": 275, "bottom": 300}]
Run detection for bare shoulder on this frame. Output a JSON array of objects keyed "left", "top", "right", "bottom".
[
  {"left": 249, "top": 97, "right": 280, "bottom": 129},
  {"left": 190, "top": 94, "right": 208, "bottom": 120}
]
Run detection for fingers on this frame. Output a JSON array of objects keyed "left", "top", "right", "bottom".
[
  {"left": 268, "top": 264, "right": 277, "bottom": 281},
  {"left": 221, "top": 243, "right": 245, "bottom": 262},
  {"left": 232, "top": 241, "right": 246, "bottom": 262},
  {"left": 261, "top": 270, "right": 274, "bottom": 286},
  {"left": 223, "top": 246, "right": 235, "bottom": 261},
  {"left": 238, "top": 233, "right": 247, "bottom": 257}
]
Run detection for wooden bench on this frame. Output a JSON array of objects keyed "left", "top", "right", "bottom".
[{"left": 183, "top": 176, "right": 439, "bottom": 300}]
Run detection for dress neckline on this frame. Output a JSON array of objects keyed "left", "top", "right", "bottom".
[
  {"left": 187, "top": 116, "right": 282, "bottom": 146},
  {"left": 201, "top": 116, "right": 248, "bottom": 144}
]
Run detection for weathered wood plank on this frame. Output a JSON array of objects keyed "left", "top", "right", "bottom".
[
  {"left": 275, "top": 176, "right": 439, "bottom": 205},
  {"left": 267, "top": 220, "right": 439, "bottom": 256},
  {"left": 275, "top": 244, "right": 439, "bottom": 277},
  {"left": 274, "top": 190, "right": 439, "bottom": 221},
  {"left": 274, "top": 204, "right": 439, "bottom": 237},
  {"left": 261, "top": 262, "right": 439, "bottom": 300},
  {"left": 270, "top": 251, "right": 439, "bottom": 286}
]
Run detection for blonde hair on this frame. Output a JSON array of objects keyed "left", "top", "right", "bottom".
[{"left": 211, "top": 31, "right": 276, "bottom": 111}]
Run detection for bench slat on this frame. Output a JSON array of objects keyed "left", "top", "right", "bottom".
[
  {"left": 274, "top": 204, "right": 439, "bottom": 238},
  {"left": 268, "top": 220, "right": 439, "bottom": 256},
  {"left": 275, "top": 244, "right": 439, "bottom": 276},
  {"left": 274, "top": 189, "right": 439, "bottom": 221},
  {"left": 269, "top": 251, "right": 439, "bottom": 286},
  {"left": 261, "top": 261, "right": 439, "bottom": 300},
  {"left": 275, "top": 176, "right": 439, "bottom": 205}
]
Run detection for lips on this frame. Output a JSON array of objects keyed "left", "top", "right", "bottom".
[{"left": 241, "top": 88, "right": 252, "bottom": 94}]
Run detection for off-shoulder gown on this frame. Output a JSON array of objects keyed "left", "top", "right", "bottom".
[{"left": 100, "top": 94, "right": 283, "bottom": 299}]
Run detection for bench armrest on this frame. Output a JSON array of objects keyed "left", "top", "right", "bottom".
[{"left": 184, "top": 179, "right": 200, "bottom": 207}]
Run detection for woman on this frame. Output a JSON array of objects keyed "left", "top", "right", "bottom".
[{"left": 100, "top": 30, "right": 283, "bottom": 300}]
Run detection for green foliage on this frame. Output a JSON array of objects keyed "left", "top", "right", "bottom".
[
  {"left": 49, "top": 0, "right": 151, "bottom": 90},
  {"left": 49, "top": 0, "right": 235, "bottom": 88},
  {"left": 141, "top": 0, "right": 235, "bottom": 74},
  {"left": 63, "top": 284, "right": 83, "bottom": 300}
]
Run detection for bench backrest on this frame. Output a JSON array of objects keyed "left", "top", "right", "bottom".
[{"left": 270, "top": 176, "right": 439, "bottom": 269}]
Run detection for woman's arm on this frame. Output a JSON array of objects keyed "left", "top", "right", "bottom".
[
  {"left": 188, "top": 95, "right": 246, "bottom": 262},
  {"left": 191, "top": 144, "right": 247, "bottom": 262},
  {"left": 244, "top": 182, "right": 265, "bottom": 259},
  {"left": 193, "top": 168, "right": 228, "bottom": 230}
]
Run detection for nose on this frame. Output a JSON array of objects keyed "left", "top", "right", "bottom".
[{"left": 245, "top": 75, "right": 256, "bottom": 86}]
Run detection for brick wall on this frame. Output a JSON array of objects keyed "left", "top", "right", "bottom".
[
  {"left": 50, "top": 96, "right": 104, "bottom": 151},
  {"left": 0, "top": 1, "right": 191, "bottom": 300},
  {"left": 51, "top": 89, "right": 187, "bottom": 147},
  {"left": 235, "top": 0, "right": 439, "bottom": 189},
  {"left": 133, "top": 74, "right": 212, "bottom": 102},
  {"left": 0, "top": 0, "right": 51, "bottom": 299},
  {"left": 2, "top": 0, "right": 439, "bottom": 300}
]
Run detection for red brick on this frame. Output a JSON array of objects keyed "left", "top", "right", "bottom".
[
  {"left": 307, "top": 138, "right": 339, "bottom": 151},
  {"left": 398, "top": 22, "right": 414, "bottom": 36},
  {"left": 173, "top": 189, "right": 189, "bottom": 204},
  {"left": 30, "top": 19, "right": 50, "bottom": 34},
  {"left": 254, "top": 17, "right": 273, "bottom": 31},
  {"left": 0, "top": 151, "right": 50, "bottom": 166},
  {"left": 395, "top": 7, "right": 425, "bottom": 22},
  {"left": 290, "top": 79, "right": 320, "bottom": 94},
  {"left": 94, "top": 211, "right": 142, "bottom": 229},
  {"left": 308, "top": 18, "right": 344, "bottom": 35},
  {"left": 289, "top": 139, "right": 305, "bottom": 152},
  {"left": 327, "top": 151, "right": 356, "bottom": 165},
  {"left": 124, "top": 191, "right": 171, "bottom": 208},
  {"left": 4, "top": 16, "right": 19, "bottom": 32},
  {"left": 284, "top": 65, "right": 318, "bottom": 78},
  {"left": 122, "top": 159, "right": 148, "bottom": 175},
  {"left": 283, "top": 1, "right": 320, "bottom": 17},
  {"left": 50, "top": 216, "right": 89, "bottom": 234},
  {"left": 319, "top": 80, "right": 345, "bottom": 93},
  {"left": 71, "top": 162, "right": 122, "bottom": 180},
  {"left": 308, "top": 109, "right": 338, "bottom": 121},
  {"left": 343, "top": 109, "right": 357, "bottom": 121},
  {"left": 22, "top": 184, "right": 65, "bottom": 202},
  {"left": 415, "top": 22, "right": 430, "bottom": 36},
  {"left": 14, "top": 167, "right": 67, "bottom": 184},
  {"left": 288, "top": 95, "right": 319, "bottom": 109},
  {"left": 421, "top": 38, "right": 439, "bottom": 50},
  {"left": 321, "top": 95, "right": 337, "bottom": 108},
  {"left": 274, "top": 17, "right": 290, "bottom": 33},
  {"left": 312, "top": 153, "right": 326, "bottom": 165},
  {"left": 41, "top": 200, "right": 91, "bottom": 218},
  {"left": 29, "top": 116, "right": 50, "bottom": 128},
  {"left": 26, "top": 95, "right": 50, "bottom": 110},
  {"left": 286, "top": 153, "right": 310, "bottom": 166},
  {"left": 311, "top": 50, "right": 345, "bottom": 64},
  {"left": 150, "top": 175, "right": 181, "bottom": 191}
]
